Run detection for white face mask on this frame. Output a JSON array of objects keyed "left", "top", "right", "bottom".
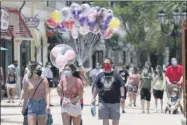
[{"left": 171, "top": 92, "right": 177, "bottom": 97}]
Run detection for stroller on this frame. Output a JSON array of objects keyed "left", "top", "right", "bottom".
[{"left": 165, "top": 83, "right": 184, "bottom": 114}]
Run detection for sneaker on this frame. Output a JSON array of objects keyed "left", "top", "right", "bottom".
[{"left": 122, "top": 110, "right": 126, "bottom": 113}]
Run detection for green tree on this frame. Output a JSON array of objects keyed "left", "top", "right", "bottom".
[{"left": 94, "top": 1, "right": 186, "bottom": 66}]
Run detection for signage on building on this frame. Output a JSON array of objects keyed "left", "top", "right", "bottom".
[
  {"left": 23, "top": 14, "right": 40, "bottom": 30},
  {"left": 0, "top": 8, "right": 9, "bottom": 31}
]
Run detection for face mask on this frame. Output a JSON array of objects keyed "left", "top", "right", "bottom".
[
  {"left": 156, "top": 69, "right": 159, "bottom": 72},
  {"left": 171, "top": 92, "right": 177, "bottom": 97},
  {"left": 103, "top": 63, "right": 112, "bottom": 72},
  {"left": 14, "top": 64, "right": 18, "bottom": 67},
  {"left": 64, "top": 71, "right": 72, "bottom": 77},
  {"left": 34, "top": 70, "right": 42, "bottom": 76},
  {"left": 171, "top": 61, "right": 177, "bottom": 66}
]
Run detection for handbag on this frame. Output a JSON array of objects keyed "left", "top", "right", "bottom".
[
  {"left": 62, "top": 97, "right": 82, "bottom": 117},
  {"left": 22, "top": 78, "right": 44, "bottom": 116}
]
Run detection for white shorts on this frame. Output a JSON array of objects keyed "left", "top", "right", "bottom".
[
  {"left": 61, "top": 97, "right": 81, "bottom": 117},
  {"left": 7, "top": 83, "right": 16, "bottom": 89}
]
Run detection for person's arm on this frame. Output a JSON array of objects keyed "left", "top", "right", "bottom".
[
  {"left": 117, "top": 74, "right": 125, "bottom": 97},
  {"left": 71, "top": 79, "right": 84, "bottom": 104},
  {"left": 177, "top": 76, "right": 183, "bottom": 86},
  {"left": 44, "top": 78, "right": 50, "bottom": 107},
  {"left": 23, "top": 82, "right": 29, "bottom": 109},
  {"left": 92, "top": 75, "right": 100, "bottom": 104}
]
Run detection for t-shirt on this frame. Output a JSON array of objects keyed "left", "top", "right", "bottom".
[
  {"left": 141, "top": 73, "right": 152, "bottom": 90},
  {"left": 94, "top": 71, "right": 124, "bottom": 103},
  {"left": 90, "top": 69, "right": 103, "bottom": 85},
  {"left": 165, "top": 65, "right": 183, "bottom": 84}
]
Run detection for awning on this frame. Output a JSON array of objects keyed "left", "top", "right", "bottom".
[{"left": 8, "top": 8, "right": 33, "bottom": 40}]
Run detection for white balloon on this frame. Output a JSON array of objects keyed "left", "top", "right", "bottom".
[
  {"left": 71, "top": 27, "right": 79, "bottom": 39},
  {"left": 79, "top": 26, "right": 90, "bottom": 35}
]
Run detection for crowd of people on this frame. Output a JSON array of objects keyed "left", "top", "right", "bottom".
[{"left": 0, "top": 57, "right": 184, "bottom": 125}]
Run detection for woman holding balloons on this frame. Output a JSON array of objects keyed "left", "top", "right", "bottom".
[{"left": 57, "top": 64, "right": 84, "bottom": 125}]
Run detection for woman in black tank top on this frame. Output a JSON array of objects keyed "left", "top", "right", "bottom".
[{"left": 6, "top": 65, "right": 17, "bottom": 103}]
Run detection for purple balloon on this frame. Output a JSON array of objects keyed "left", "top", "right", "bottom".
[
  {"left": 56, "top": 23, "right": 66, "bottom": 32},
  {"left": 72, "top": 8, "right": 82, "bottom": 19},
  {"left": 99, "top": 23, "right": 108, "bottom": 32},
  {"left": 88, "top": 21, "right": 96, "bottom": 31},
  {"left": 79, "top": 15, "right": 88, "bottom": 26}
]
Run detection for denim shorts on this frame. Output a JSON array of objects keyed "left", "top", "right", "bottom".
[{"left": 28, "top": 98, "right": 46, "bottom": 117}]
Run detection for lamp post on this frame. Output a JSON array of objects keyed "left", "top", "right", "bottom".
[{"left": 157, "top": 8, "right": 187, "bottom": 58}]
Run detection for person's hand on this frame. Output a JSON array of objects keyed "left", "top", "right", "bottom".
[
  {"left": 63, "top": 100, "right": 70, "bottom": 107},
  {"left": 21, "top": 107, "right": 25, "bottom": 115},
  {"left": 46, "top": 105, "right": 50, "bottom": 113},
  {"left": 91, "top": 98, "right": 96, "bottom": 105}
]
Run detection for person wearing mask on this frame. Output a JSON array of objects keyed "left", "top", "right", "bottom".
[
  {"left": 6, "top": 64, "right": 17, "bottom": 103},
  {"left": 13, "top": 60, "right": 21, "bottom": 99},
  {"left": 57, "top": 64, "right": 84, "bottom": 125},
  {"left": 139, "top": 66, "right": 153, "bottom": 114},
  {"left": 119, "top": 69, "right": 129, "bottom": 113},
  {"left": 165, "top": 58, "right": 183, "bottom": 92},
  {"left": 92, "top": 58, "right": 125, "bottom": 125},
  {"left": 22, "top": 61, "right": 50, "bottom": 125},
  {"left": 125, "top": 66, "right": 140, "bottom": 107},
  {"left": 44, "top": 62, "right": 54, "bottom": 106},
  {"left": 153, "top": 65, "right": 165, "bottom": 113},
  {"left": 39, "top": 62, "right": 45, "bottom": 78},
  {"left": 89, "top": 63, "right": 103, "bottom": 93}
]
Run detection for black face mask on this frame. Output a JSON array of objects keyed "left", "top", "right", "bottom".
[
  {"left": 14, "top": 64, "right": 18, "bottom": 67},
  {"left": 34, "top": 70, "right": 42, "bottom": 76}
]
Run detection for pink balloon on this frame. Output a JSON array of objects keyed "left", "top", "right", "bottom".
[
  {"left": 56, "top": 55, "right": 68, "bottom": 69},
  {"left": 51, "top": 47, "right": 61, "bottom": 57},
  {"left": 65, "top": 50, "right": 76, "bottom": 60}
]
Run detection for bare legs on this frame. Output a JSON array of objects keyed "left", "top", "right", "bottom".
[
  {"left": 132, "top": 93, "right": 137, "bottom": 106},
  {"left": 128, "top": 92, "right": 133, "bottom": 106},
  {"left": 128, "top": 92, "right": 137, "bottom": 107},
  {"left": 103, "top": 120, "right": 119, "bottom": 125},
  {"left": 38, "top": 116, "right": 46, "bottom": 125},
  {"left": 141, "top": 100, "right": 150, "bottom": 114},
  {"left": 28, "top": 116, "right": 37, "bottom": 125},
  {"left": 154, "top": 98, "right": 164, "bottom": 113},
  {"left": 62, "top": 113, "right": 81, "bottom": 125},
  {"left": 7, "top": 88, "right": 15, "bottom": 103},
  {"left": 121, "top": 99, "right": 126, "bottom": 113}
]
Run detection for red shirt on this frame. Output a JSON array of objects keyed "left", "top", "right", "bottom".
[{"left": 165, "top": 65, "right": 183, "bottom": 84}]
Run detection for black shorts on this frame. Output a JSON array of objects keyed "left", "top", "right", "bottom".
[
  {"left": 47, "top": 78, "right": 53, "bottom": 88},
  {"left": 140, "top": 88, "right": 151, "bottom": 101},
  {"left": 153, "top": 89, "right": 164, "bottom": 99}
]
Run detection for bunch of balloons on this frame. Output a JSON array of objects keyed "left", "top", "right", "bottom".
[
  {"left": 46, "top": 3, "right": 120, "bottom": 39},
  {"left": 50, "top": 44, "right": 76, "bottom": 70}
]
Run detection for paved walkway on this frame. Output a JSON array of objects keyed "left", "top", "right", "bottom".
[{"left": 1, "top": 87, "right": 185, "bottom": 125}]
